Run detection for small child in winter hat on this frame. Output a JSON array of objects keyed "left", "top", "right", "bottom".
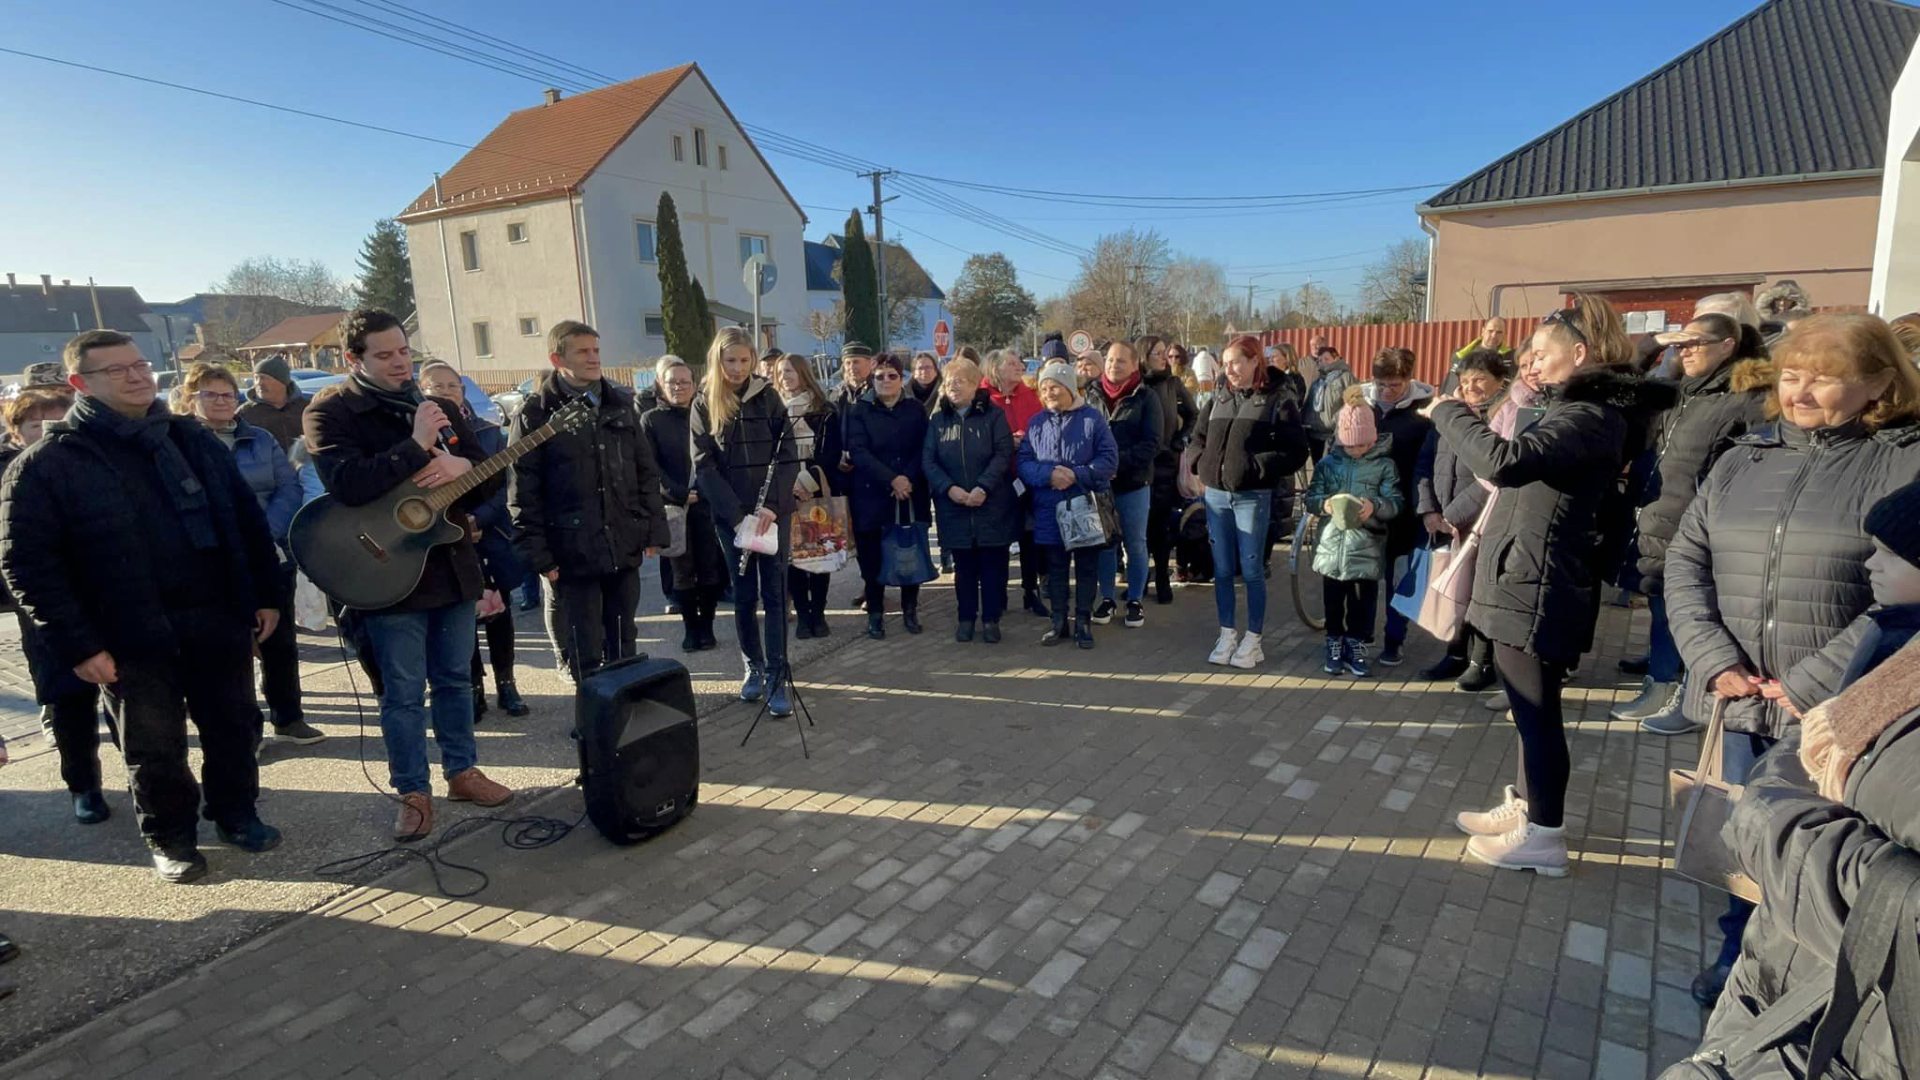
[{"left": 1335, "top": 385, "right": 1377, "bottom": 453}]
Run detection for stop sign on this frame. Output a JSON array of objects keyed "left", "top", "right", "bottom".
[{"left": 933, "top": 319, "right": 951, "bottom": 358}]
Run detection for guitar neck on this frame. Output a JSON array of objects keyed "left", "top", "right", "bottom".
[{"left": 423, "top": 420, "right": 563, "bottom": 512}]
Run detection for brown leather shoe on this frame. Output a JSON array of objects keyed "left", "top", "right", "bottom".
[
  {"left": 446, "top": 768, "right": 512, "bottom": 808},
  {"left": 394, "top": 792, "right": 432, "bottom": 842}
]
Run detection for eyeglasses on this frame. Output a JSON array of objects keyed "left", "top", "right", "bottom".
[
  {"left": 871, "top": 371, "right": 902, "bottom": 382},
  {"left": 1679, "top": 338, "right": 1731, "bottom": 352},
  {"left": 78, "top": 358, "right": 153, "bottom": 381},
  {"left": 1541, "top": 308, "right": 1588, "bottom": 345},
  {"left": 195, "top": 390, "right": 238, "bottom": 403}
]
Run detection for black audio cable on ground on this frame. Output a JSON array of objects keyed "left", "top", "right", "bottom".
[{"left": 307, "top": 620, "right": 585, "bottom": 899}]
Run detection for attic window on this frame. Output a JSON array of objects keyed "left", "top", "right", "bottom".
[
  {"left": 694, "top": 128, "right": 708, "bottom": 167},
  {"left": 506, "top": 222, "right": 528, "bottom": 244},
  {"left": 718, "top": 144, "right": 729, "bottom": 171},
  {"left": 672, "top": 134, "right": 684, "bottom": 163}
]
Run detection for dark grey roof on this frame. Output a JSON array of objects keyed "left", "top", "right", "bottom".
[
  {"left": 0, "top": 282, "right": 152, "bottom": 335},
  {"left": 1422, "top": 0, "right": 1920, "bottom": 211}
]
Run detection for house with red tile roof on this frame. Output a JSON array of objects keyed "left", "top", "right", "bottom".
[{"left": 398, "top": 63, "right": 807, "bottom": 372}]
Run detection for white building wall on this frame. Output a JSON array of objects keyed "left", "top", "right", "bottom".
[
  {"left": 406, "top": 197, "right": 584, "bottom": 375},
  {"left": 581, "top": 76, "right": 807, "bottom": 368},
  {"left": 1871, "top": 39, "right": 1920, "bottom": 316}
]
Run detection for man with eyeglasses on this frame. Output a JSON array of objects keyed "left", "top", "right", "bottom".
[{"left": 0, "top": 330, "right": 285, "bottom": 882}]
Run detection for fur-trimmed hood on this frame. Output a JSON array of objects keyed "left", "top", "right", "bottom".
[
  {"left": 1552, "top": 366, "right": 1675, "bottom": 415},
  {"left": 1729, "top": 356, "right": 1775, "bottom": 394}
]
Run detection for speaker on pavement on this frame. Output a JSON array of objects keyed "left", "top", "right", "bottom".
[{"left": 575, "top": 655, "right": 700, "bottom": 845}]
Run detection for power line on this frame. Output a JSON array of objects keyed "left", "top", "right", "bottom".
[
  {"left": 895, "top": 173, "right": 1445, "bottom": 209},
  {"left": 263, "top": 0, "right": 599, "bottom": 95}
]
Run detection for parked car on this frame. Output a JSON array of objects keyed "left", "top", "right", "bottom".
[{"left": 491, "top": 377, "right": 537, "bottom": 420}]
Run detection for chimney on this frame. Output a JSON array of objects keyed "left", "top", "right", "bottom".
[
  {"left": 61, "top": 279, "right": 71, "bottom": 287},
  {"left": 5, "top": 273, "right": 13, "bottom": 289},
  {"left": 543, "top": 87, "right": 562, "bottom": 105},
  {"left": 40, "top": 274, "right": 52, "bottom": 296}
]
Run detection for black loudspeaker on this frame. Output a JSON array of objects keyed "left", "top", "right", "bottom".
[{"left": 575, "top": 654, "right": 700, "bottom": 845}]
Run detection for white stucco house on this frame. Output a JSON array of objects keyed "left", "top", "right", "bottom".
[
  {"left": 803, "top": 237, "right": 951, "bottom": 357},
  {"left": 1872, "top": 25, "right": 1920, "bottom": 316},
  {"left": 399, "top": 64, "right": 808, "bottom": 380}
]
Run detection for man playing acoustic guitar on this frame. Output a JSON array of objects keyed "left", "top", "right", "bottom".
[{"left": 304, "top": 308, "right": 513, "bottom": 842}]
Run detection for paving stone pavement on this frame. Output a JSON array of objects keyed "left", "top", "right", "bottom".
[{"left": 0, "top": 583, "right": 1718, "bottom": 1080}]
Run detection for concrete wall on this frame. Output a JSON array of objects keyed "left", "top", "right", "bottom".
[
  {"left": 0, "top": 330, "right": 161, "bottom": 378},
  {"left": 1424, "top": 178, "right": 1881, "bottom": 321},
  {"left": 581, "top": 76, "right": 807, "bottom": 367},
  {"left": 405, "top": 196, "right": 583, "bottom": 373},
  {"left": 803, "top": 292, "right": 950, "bottom": 357},
  {"left": 1872, "top": 43, "right": 1920, "bottom": 316}
]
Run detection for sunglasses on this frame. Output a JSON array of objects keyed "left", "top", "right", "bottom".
[
  {"left": 1541, "top": 308, "right": 1588, "bottom": 345},
  {"left": 871, "top": 370, "right": 902, "bottom": 381}
]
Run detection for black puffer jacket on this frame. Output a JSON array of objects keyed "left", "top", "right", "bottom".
[
  {"left": 691, "top": 377, "right": 802, "bottom": 533},
  {"left": 1192, "top": 369, "right": 1309, "bottom": 493},
  {"left": 923, "top": 388, "right": 1018, "bottom": 550},
  {"left": 640, "top": 400, "right": 727, "bottom": 591},
  {"left": 1430, "top": 368, "right": 1648, "bottom": 664},
  {"left": 1368, "top": 381, "right": 1436, "bottom": 562},
  {"left": 1666, "top": 419, "right": 1920, "bottom": 737},
  {"left": 509, "top": 373, "right": 669, "bottom": 578},
  {"left": 1633, "top": 357, "right": 1773, "bottom": 593},
  {"left": 1414, "top": 402, "right": 1493, "bottom": 534},
  {"left": 1089, "top": 377, "right": 1166, "bottom": 493},
  {"left": 1143, "top": 367, "right": 1197, "bottom": 489},
  {"left": 846, "top": 392, "right": 933, "bottom": 533}
]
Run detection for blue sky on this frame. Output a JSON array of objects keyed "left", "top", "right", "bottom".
[{"left": 5, "top": 0, "right": 1766, "bottom": 309}]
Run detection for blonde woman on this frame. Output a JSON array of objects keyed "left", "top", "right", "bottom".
[
  {"left": 923, "top": 355, "right": 1017, "bottom": 641},
  {"left": 691, "top": 327, "right": 802, "bottom": 716}
]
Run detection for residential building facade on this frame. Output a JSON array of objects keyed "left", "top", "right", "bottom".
[
  {"left": 803, "top": 237, "right": 951, "bottom": 357},
  {"left": 1, "top": 275, "right": 158, "bottom": 377}
]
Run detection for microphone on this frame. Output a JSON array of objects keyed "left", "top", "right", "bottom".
[{"left": 404, "top": 382, "right": 460, "bottom": 449}]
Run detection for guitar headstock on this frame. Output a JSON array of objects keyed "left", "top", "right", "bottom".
[{"left": 554, "top": 397, "right": 596, "bottom": 435}]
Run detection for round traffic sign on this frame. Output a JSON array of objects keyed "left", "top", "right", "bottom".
[
  {"left": 1068, "top": 329, "right": 1094, "bottom": 357},
  {"left": 742, "top": 254, "right": 777, "bottom": 296},
  {"left": 933, "top": 319, "right": 951, "bottom": 358}
]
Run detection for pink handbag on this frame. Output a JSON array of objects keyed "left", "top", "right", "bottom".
[{"left": 1417, "top": 489, "right": 1497, "bottom": 640}]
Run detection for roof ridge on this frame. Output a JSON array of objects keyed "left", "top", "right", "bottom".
[{"left": 499, "top": 62, "right": 695, "bottom": 118}]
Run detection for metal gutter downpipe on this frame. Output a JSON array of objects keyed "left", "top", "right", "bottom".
[{"left": 1419, "top": 217, "right": 1439, "bottom": 322}]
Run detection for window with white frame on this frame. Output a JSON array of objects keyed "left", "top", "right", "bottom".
[
  {"left": 718, "top": 144, "right": 729, "bottom": 171},
  {"left": 739, "top": 233, "right": 769, "bottom": 266},
  {"left": 518, "top": 316, "right": 539, "bottom": 337},
  {"left": 694, "top": 127, "right": 708, "bottom": 167},
  {"left": 506, "top": 221, "right": 528, "bottom": 244},
  {"left": 635, "top": 219, "right": 657, "bottom": 263},
  {"left": 472, "top": 321, "right": 492, "bottom": 357},
  {"left": 459, "top": 230, "right": 480, "bottom": 271},
  {"left": 644, "top": 314, "right": 666, "bottom": 338},
  {"left": 671, "top": 133, "right": 683, "bottom": 162}
]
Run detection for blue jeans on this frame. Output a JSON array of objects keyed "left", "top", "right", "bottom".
[
  {"left": 1714, "top": 730, "right": 1777, "bottom": 965},
  {"left": 1647, "top": 591, "right": 1683, "bottom": 684},
  {"left": 1203, "top": 487, "right": 1273, "bottom": 633},
  {"left": 362, "top": 602, "right": 479, "bottom": 796},
  {"left": 1099, "top": 486, "right": 1152, "bottom": 603},
  {"left": 720, "top": 525, "right": 788, "bottom": 676}
]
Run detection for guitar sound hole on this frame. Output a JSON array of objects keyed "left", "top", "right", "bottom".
[{"left": 395, "top": 498, "right": 436, "bottom": 532}]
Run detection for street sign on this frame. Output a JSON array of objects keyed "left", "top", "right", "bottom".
[
  {"left": 742, "top": 255, "right": 777, "bottom": 296},
  {"left": 1068, "top": 329, "right": 1094, "bottom": 357},
  {"left": 932, "top": 319, "right": 951, "bottom": 358}
]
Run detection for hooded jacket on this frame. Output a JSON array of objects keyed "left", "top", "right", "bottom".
[
  {"left": 509, "top": 372, "right": 669, "bottom": 579},
  {"left": 1365, "top": 380, "right": 1436, "bottom": 561},
  {"left": 1017, "top": 403, "right": 1118, "bottom": 547},
  {"left": 1089, "top": 375, "right": 1166, "bottom": 493},
  {"left": 1303, "top": 437, "right": 1402, "bottom": 582},
  {"left": 1665, "top": 419, "right": 1920, "bottom": 737},
  {"left": 1632, "top": 357, "right": 1773, "bottom": 592},
  {"left": 923, "top": 388, "right": 1018, "bottom": 550},
  {"left": 1304, "top": 356, "right": 1356, "bottom": 439},
  {"left": 1430, "top": 367, "right": 1644, "bottom": 664},
  {"left": 1191, "top": 369, "right": 1309, "bottom": 493}
]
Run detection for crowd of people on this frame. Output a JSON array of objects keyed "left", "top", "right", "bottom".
[{"left": 6, "top": 293, "right": 1920, "bottom": 1076}]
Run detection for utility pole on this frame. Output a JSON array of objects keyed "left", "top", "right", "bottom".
[
  {"left": 1246, "top": 278, "right": 1257, "bottom": 329},
  {"left": 861, "top": 169, "right": 898, "bottom": 353}
]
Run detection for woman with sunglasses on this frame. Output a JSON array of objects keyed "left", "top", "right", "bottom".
[
  {"left": 1431, "top": 295, "right": 1655, "bottom": 877},
  {"left": 847, "top": 353, "right": 933, "bottom": 638}
]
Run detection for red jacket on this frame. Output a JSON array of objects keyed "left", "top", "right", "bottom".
[{"left": 982, "top": 377, "right": 1042, "bottom": 435}]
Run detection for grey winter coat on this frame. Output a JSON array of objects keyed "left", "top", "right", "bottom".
[
  {"left": 1303, "top": 358, "right": 1356, "bottom": 440},
  {"left": 923, "top": 388, "right": 1018, "bottom": 550},
  {"left": 1415, "top": 402, "right": 1492, "bottom": 534},
  {"left": 1430, "top": 368, "right": 1651, "bottom": 665},
  {"left": 1666, "top": 419, "right": 1920, "bottom": 737},
  {"left": 1633, "top": 357, "right": 1773, "bottom": 593}
]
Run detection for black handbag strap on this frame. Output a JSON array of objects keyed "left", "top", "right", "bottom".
[{"left": 1804, "top": 846, "right": 1920, "bottom": 1079}]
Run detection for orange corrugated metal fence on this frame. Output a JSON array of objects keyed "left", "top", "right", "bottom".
[{"left": 1258, "top": 319, "right": 1541, "bottom": 386}]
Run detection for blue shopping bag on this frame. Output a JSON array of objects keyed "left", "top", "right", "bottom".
[
  {"left": 1389, "top": 545, "right": 1433, "bottom": 623},
  {"left": 880, "top": 502, "right": 937, "bottom": 588}
]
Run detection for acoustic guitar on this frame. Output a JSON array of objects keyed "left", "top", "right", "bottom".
[{"left": 290, "top": 398, "right": 594, "bottom": 610}]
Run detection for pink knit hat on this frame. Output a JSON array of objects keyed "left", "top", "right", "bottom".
[{"left": 1336, "top": 386, "right": 1376, "bottom": 448}]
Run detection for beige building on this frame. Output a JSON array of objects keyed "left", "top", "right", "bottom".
[{"left": 1420, "top": 0, "right": 1920, "bottom": 325}]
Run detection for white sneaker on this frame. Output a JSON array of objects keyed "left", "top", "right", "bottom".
[
  {"left": 1208, "top": 629, "right": 1240, "bottom": 665},
  {"left": 1455, "top": 784, "right": 1528, "bottom": 837},
  {"left": 1229, "top": 634, "right": 1264, "bottom": 670},
  {"left": 1466, "top": 819, "right": 1569, "bottom": 877},
  {"left": 1482, "top": 690, "right": 1509, "bottom": 712}
]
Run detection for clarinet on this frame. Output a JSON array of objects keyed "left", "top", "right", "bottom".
[{"left": 738, "top": 405, "right": 789, "bottom": 576}]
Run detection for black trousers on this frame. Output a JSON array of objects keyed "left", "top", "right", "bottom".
[
  {"left": 470, "top": 608, "right": 516, "bottom": 688},
  {"left": 853, "top": 529, "right": 920, "bottom": 614},
  {"left": 103, "top": 609, "right": 260, "bottom": 846},
  {"left": 49, "top": 687, "right": 106, "bottom": 794},
  {"left": 557, "top": 567, "right": 642, "bottom": 677},
  {"left": 1147, "top": 482, "right": 1178, "bottom": 577},
  {"left": 1323, "top": 577, "right": 1379, "bottom": 641},
  {"left": 1495, "top": 642, "right": 1570, "bottom": 829},
  {"left": 542, "top": 576, "right": 569, "bottom": 670},
  {"left": 951, "top": 545, "right": 1010, "bottom": 624},
  {"left": 787, "top": 566, "right": 831, "bottom": 621},
  {"left": 1042, "top": 543, "right": 1100, "bottom": 620},
  {"left": 256, "top": 563, "right": 303, "bottom": 727},
  {"left": 1015, "top": 489, "right": 1041, "bottom": 594}
]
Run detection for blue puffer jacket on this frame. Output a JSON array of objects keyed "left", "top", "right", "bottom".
[
  {"left": 228, "top": 418, "right": 301, "bottom": 543},
  {"left": 1017, "top": 403, "right": 1118, "bottom": 546}
]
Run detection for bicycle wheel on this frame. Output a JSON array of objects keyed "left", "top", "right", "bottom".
[{"left": 1289, "top": 513, "right": 1326, "bottom": 631}]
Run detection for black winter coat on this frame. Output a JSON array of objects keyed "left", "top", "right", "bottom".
[
  {"left": 1666, "top": 419, "right": 1920, "bottom": 737},
  {"left": 1414, "top": 404, "right": 1493, "bottom": 534},
  {"left": 1089, "top": 377, "right": 1166, "bottom": 493},
  {"left": 509, "top": 373, "right": 668, "bottom": 579},
  {"left": 1143, "top": 367, "right": 1197, "bottom": 488},
  {"left": 469, "top": 419, "right": 524, "bottom": 592},
  {"left": 1, "top": 405, "right": 281, "bottom": 670},
  {"left": 1431, "top": 367, "right": 1648, "bottom": 665},
  {"left": 846, "top": 392, "right": 933, "bottom": 533},
  {"left": 691, "top": 377, "right": 801, "bottom": 536},
  {"left": 305, "top": 379, "right": 499, "bottom": 612},
  {"left": 923, "top": 388, "right": 1018, "bottom": 550},
  {"left": 1192, "top": 370, "right": 1309, "bottom": 493},
  {"left": 1632, "top": 357, "right": 1772, "bottom": 592},
  {"left": 640, "top": 401, "right": 727, "bottom": 591},
  {"left": 1369, "top": 382, "right": 1436, "bottom": 561},
  {"left": 1597, "top": 378, "right": 1678, "bottom": 585}
]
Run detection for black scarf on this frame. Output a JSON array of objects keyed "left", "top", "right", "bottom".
[
  {"left": 351, "top": 371, "right": 426, "bottom": 428},
  {"left": 73, "top": 395, "right": 218, "bottom": 551}
]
